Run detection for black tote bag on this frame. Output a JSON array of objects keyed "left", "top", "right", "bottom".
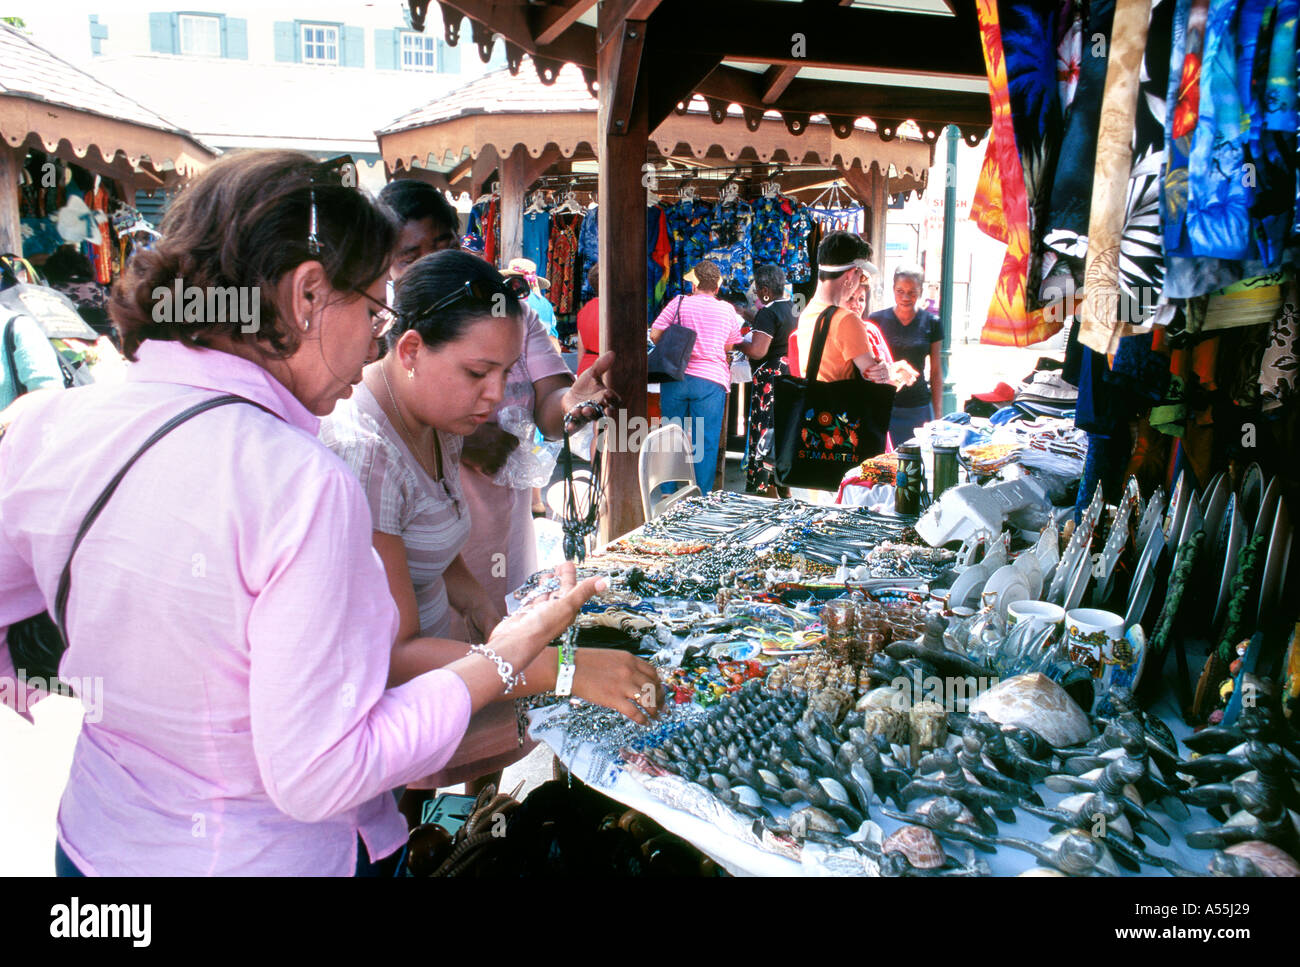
[
  {"left": 772, "top": 306, "right": 895, "bottom": 491},
  {"left": 647, "top": 296, "right": 697, "bottom": 382}
]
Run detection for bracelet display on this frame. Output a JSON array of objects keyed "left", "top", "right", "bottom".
[{"left": 469, "top": 643, "right": 526, "bottom": 694}]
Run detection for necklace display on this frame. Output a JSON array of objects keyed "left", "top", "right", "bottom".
[
  {"left": 559, "top": 401, "right": 606, "bottom": 563},
  {"left": 379, "top": 363, "right": 440, "bottom": 480}
]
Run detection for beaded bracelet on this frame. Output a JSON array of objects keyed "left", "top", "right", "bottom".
[{"left": 469, "top": 643, "right": 526, "bottom": 694}]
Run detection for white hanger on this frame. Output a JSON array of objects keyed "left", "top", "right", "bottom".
[
  {"left": 760, "top": 180, "right": 780, "bottom": 199},
  {"left": 679, "top": 184, "right": 698, "bottom": 203},
  {"left": 524, "top": 191, "right": 549, "bottom": 215},
  {"left": 555, "top": 189, "right": 584, "bottom": 214},
  {"left": 719, "top": 182, "right": 740, "bottom": 205}
]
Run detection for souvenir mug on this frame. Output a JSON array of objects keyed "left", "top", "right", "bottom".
[
  {"left": 1063, "top": 608, "right": 1124, "bottom": 678},
  {"left": 1006, "top": 600, "right": 1065, "bottom": 634}
]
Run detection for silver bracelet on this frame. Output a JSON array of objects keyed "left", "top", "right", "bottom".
[{"left": 469, "top": 643, "right": 526, "bottom": 694}]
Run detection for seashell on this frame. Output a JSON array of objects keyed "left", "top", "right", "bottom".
[
  {"left": 917, "top": 797, "right": 977, "bottom": 827},
  {"left": 882, "top": 825, "right": 946, "bottom": 869},
  {"left": 861, "top": 707, "right": 909, "bottom": 745},
  {"left": 971, "top": 673, "right": 1091, "bottom": 748},
  {"left": 858, "top": 685, "right": 911, "bottom": 713},
  {"left": 789, "top": 806, "right": 840, "bottom": 838},
  {"left": 1223, "top": 841, "right": 1300, "bottom": 877}
]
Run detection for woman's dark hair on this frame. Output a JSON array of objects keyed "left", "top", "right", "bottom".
[
  {"left": 391, "top": 249, "right": 521, "bottom": 351},
  {"left": 586, "top": 262, "right": 599, "bottom": 297},
  {"left": 378, "top": 178, "right": 459, "bottom": 233},
  {"left": 110, "top": 150, "right": 397, "bottom": 361},
  {"left": 753, "top": 262, "right": 786, "bottom": 294}
]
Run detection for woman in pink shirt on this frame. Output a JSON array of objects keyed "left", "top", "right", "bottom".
[
  {"left": 649, "top": 260, "right": 743, "bottom": 492},
  {"left": 0, "top": 151, "right": 606, "bottom": 876}
]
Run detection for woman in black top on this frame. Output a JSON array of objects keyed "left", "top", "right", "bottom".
[
  {"left": 869, "top": 265, "right": 944, "bottom": 446},
  {"left": 739, "top": 263, "right": 797, "bottom": 494}
]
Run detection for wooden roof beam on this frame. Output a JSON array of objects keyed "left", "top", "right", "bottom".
[
  {"left": 531, "top": 0, "right": 599, "bottom": 46},
  {"left": 669, "top": 0, "right": 986, "bottom": 78},
  {"left": 761, "top": 65, "right": 800, "bottom": 105}
]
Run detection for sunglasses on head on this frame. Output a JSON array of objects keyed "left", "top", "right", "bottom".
[
  {"left": 306, "top": 154, "right": 357, "bottom": 257},
  {"left": 407, "top": 273, "right": 531, "bottom": 324}
]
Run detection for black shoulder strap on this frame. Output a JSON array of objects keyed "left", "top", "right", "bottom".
[
  {"left": 3, "top": 313, "right": 24, "bottom": 396},
  {"left": 803, "top": 305, "right": 839, "bottom": 383},
  {"left": 53, "top": 394, "right": 279, "bottom": 638}
]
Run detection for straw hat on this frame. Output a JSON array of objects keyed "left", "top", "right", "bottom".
[{"left": 501, "top": 257, "right": 550, "bottom": 291}]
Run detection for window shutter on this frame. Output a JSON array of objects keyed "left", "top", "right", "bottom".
[
  {"left": 273, "top": 20, "right": 296, "bottom": 62},
  {"left": 343, "top": 25, "right": 364, "bottom": 67},
  {"left": 148, "top": 12, "right": 175, "bottom": 54},
  {"left": 437, "top": 38, "right": 460, "bottom": 73},
  {"left": 224, "top": 17, "right": 247, "bottom": 59},
  {"left": 374, "top": 28, "right": 396, "bottom": 70}
]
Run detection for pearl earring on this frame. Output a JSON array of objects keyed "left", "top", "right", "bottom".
[
  {"left": 302, "top": 318, "right": 310, "bottom": 332},
  {"left": 407, "top": 367, "right": 415, "bottom": 381}
]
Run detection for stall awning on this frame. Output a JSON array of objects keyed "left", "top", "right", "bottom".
[
  {"left": 0, "top": 24, "right": 215, "bottom": 187},
  {"left": 378, "top": 60, "right": 934, "bottom": 195}
]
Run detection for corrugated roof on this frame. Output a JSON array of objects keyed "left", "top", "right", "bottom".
[{"left": 0, "top": 24, "right": 200, "bottom": 140}]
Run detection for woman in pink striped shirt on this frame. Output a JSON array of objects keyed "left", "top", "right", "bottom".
[
  {"left": 649, "top": 260, "right": 744, "bottom": 492},
  {"left": 0, "top": 151, "right": 604, "bottom": 876}
]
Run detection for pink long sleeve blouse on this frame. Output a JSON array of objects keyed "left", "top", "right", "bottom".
[{"left": 0, "top": 341, "right": 472, "bottom": 875}]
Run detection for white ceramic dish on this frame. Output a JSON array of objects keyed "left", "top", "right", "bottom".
[
  {"left": 1164, "top": 470, "right": 1192, "bottom": 546},
  {"left": 1258, "top": 498, "right": 1292, "bottom": 624},
  {"left": 1255, "top": 476, "right": 1281, "bottom": 544},
  {"left": 1125, "top": 521, "right": 1164, "bottom": 629},
  {"left": 1239, "top": 463, "right": 1264, "bottom": 532},
  {"left": 1136, "top": 486, "right": 1165, "bottom": 551},
  {"left": 1202, "top": 474, "right": 1231, "bottom": 560},
  {"left": 950, "top": 562, "right": 991, "bottom": 610},
  {"left": 1212, "top": 500, "right": 1246, "bottom": 630},
  {"left": 1063, "top": 547, "right": 1093, "bottom": 612}
]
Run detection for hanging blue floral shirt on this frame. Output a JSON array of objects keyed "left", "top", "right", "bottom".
[
  {"left": 664, "top": 199, "right": 715, "bottom": 300},
  {"left": 1185, "top": 0, "right": 1252, "bottom": 259},
  {"left": 577, "top": 206, "right": 600, "bottom": 303}
]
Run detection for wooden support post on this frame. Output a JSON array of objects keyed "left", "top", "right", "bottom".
[
  {"left": 0, "top": 142, "right": 24, "bottom": 259},
  {"left": 868, "top": 166, "right": 888, "bottom": 306},
  {"left": 498, "top": 147, "right": 527, "bottom": 265},
  {"left": 597, "top": 15, "right": 650, "bottom": 542}
]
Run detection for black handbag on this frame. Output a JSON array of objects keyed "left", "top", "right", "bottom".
[
  {"left": 647, "top": 296, "right": 697, "bottom": 382},
  {"left": 771, "top": 306, "right": 895, "bottom": 491},
  {"left": 5, "top": 394, "right": 274, "bottom": 687}
]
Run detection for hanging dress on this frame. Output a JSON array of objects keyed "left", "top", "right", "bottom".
[{"left": 547, "top": 211, "right": 583, "bottom": 315}]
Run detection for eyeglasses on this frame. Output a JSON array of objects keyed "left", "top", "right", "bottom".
[
  {"left": 306, "top": 154, "right": 357, "bottom": 257},
  {"left": 406, "top": 274, "right": 531, "bottom": 325},
  {"left": 355, "top": 289, "right": 398, "bottom": 339}
]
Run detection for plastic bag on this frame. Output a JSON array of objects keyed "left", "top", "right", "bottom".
[{"left": 492, "top": 405, "right": 561, "bottom": 490}]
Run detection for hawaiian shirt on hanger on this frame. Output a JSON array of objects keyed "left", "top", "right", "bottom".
[
  {"left": 1249, "top": 0, "right": 1298, "bottom": 267},
  {"left": 577, "top": 206, "right": 599, "bottom": 304},
  {"left": 647, "top": 204, "right": 671, "bottom": 313},
  {"left": 784, "top": 203, "right": 814, "bottom": 283},
  {"left": 1117, "top": 0, "right": 1174, "bottom": 320},
  {"left": 664, "top": 198, "right": 715, "bottom": 300},
  {"left": 750, "top": 195, "right": 791, "bottom": 266},
  {"left": 708, "top": 199, "right": 755, "bottom": 293},
  {"left": 1184, "top": 0, "right": 1252, "bottom": 260}
]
